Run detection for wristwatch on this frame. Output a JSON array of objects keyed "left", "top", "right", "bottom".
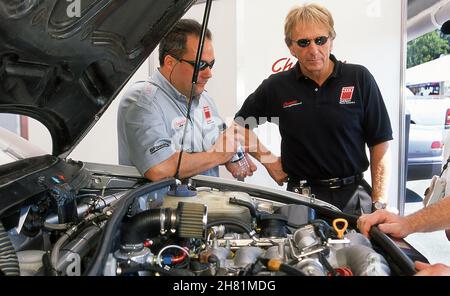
[{"left": 372, "top": 200, "right": 387, "bottom": 212}]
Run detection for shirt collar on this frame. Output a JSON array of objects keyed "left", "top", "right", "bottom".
[
  {"left": 294, "top": 54, "right": 341, "bottom": 80},
  {"left": 151, "top": 69, "right": 200, "bottom": 108}
]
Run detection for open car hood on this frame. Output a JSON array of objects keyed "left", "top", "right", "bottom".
[{"left": 0, "top": 0, "right": 195, "bottom": 157}]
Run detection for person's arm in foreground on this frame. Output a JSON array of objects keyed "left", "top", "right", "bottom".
[
  {"left": 358, "top": 197, "right": 450, "bottom": 276},
  {"left": 358, "top": 197, "right": 450, "bottom": 238},
  {"left": 415, "top": 261, "right": 450, "bottom": 276}
]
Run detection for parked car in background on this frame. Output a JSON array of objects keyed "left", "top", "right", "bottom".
[
  {"left": 407, "top": 121, "right": 443, "bottom": 180},
  {"left": 406, "top": 92, "right": 450, "bottom": 180},
  {"left": 406, "top": 95, "right": 450, "bottom": 138}
]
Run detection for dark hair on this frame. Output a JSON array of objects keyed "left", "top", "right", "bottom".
[{"left": 159, "top": 19, "right": 212, "bottom": 65}]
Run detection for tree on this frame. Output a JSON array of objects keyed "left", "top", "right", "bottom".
[
  {"left": 442, "top": 32, "right": 450, "bottom": 46},
  {"left": 407, "top": 30, "right": 450, "bottom": 68}
]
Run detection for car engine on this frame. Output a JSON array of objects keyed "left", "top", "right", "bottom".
[
  {"left": 0, "top": 159, "right": 412, "bottom": 276},
  {"left": 106, "top": 188, "right": 390, "bottom": 277}
]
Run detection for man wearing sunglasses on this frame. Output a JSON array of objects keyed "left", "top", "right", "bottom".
[
  {"left": 118, "top": 19, "right": 256, "bottom": 181},
  {"left": 235, "top": 3, "right": 392, "bottom": 216}
]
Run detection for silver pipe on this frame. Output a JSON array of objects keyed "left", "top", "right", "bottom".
[
  {"left": 336, "top": 244, "right": 391, "bottom": 276},
  {"left": 51, "top": 225, "right": 78, "bottom": 273},
  {"left": 45, "top": 191, "right": 127, "bottom": 225},
  {"left": 56, "top": 225, "right": 103, "bottom": 275}
]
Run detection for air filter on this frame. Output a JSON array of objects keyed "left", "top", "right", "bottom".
[{"left": 176, "top": 202, "right": 207, "bottom": 239}]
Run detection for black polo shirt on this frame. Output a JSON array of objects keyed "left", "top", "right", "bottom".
[{"left": 235, "top": 54, "right": 393, "bottom": 180}]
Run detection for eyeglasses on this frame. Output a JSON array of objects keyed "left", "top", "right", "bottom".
[
  {"left": 179, "top": 58, "right": 215, "bottom": 71},
  {"left": 294, "top": 36, "right": 329, "bottom": 48}
]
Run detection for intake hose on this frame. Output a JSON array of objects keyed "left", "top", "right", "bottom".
[
  {"left": 121, "top": 202, "right": 207, "bottom": 247},
  {"left": 121, "top": 208, "right": 172, "bottom": 245},
  {"left": 0, "top": 222, "right": 20, "bottom": 276}
]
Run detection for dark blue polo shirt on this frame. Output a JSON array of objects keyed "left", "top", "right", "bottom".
[{"left": 235, "top": 54, "right": 393, "bottom": 180}]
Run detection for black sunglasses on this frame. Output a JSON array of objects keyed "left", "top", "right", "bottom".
[
  {"left": 294, "top": 36, "right": 329, "bottom": 48},
  {"left": 179, "top": 58, "right": 215, "bottom": 71}
]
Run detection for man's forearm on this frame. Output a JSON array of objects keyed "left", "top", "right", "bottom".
[
  {"left": 407, "top": 197, "right": 450, "bottom": 233},
  {"left": 242, "top": 128, "right": 287, "bottom": 185},
  {"left": 176, "top": 151, "right": 232, "bottom": 178},
  {"left": 249, "top": 146, "right": 278, "bottom": 166},
  {"left": 369, "top": 142, "right": 390, "bottom": 202},
  {"left": 144, "top": 151, "right": 230, "bottom": 181}
]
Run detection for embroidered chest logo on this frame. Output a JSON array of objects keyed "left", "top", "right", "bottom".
[
  {"left": 173, "top": 117, "right": 187, "bottom": 129},
  {"left": 203, "top": 106, "right": 214, "bottom": 124},
  {"left": 282, "top": 100, "right": 303, "bottom": 109},
  {"left": 339, "top": 86, "right": 356, "bottom": 105}
]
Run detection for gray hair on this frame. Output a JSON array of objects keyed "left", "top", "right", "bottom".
[{"left": 284, "top": 3, "right": 336, "bottom": 47}]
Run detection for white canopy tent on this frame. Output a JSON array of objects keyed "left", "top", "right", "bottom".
[
  {"left": 407, "top": 0, "right": 450, "bottom": 41},
  {"left": 406, "top": 54, "right": 450, "bottom": 85}
]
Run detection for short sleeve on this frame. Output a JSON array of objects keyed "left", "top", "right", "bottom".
[
  {"left": 362, "top": 69, "right": 393, "bottom": 147},
  {"left": 234, "top": 79, "right": 273, "bottom": 129},
  {"left": 124, "top": 97, "right": 176, "bottom": 175}
]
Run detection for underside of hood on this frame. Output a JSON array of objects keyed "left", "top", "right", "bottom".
[{"left": 0, "top": 0, "right": 195, "bottom": 157}]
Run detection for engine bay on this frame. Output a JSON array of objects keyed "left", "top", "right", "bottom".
[{"left": 0, "top": 158, "right": 416, "bottom": 276}]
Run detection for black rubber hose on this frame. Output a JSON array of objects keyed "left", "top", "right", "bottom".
[
  {"left": 121, "top": 208, "right": 172, "bottom": 245},
  {"left": 258, "top": 258, "right": 306, "bottom": 276},
  {"left": 0, "top": 222, "right": 20, "bottom": 276},
  {"left": 318, "top": 251, "right": 338, "bottom": 276},
  {"left": 229, "top": 197, "right": 258, "bottom": 218},
  {"left": 279, "top": 263, "right": 307, "bottom": 276},
  {"left": 311, "top": 219, "right": 337, "bottom": 241},
  {"left": 207, "top": 219, "right": 253, "bottom": 236},
  {"left": 369, "top": 226, "right": 416, "bottom": 276}
]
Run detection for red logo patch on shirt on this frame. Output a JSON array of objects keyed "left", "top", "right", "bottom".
[
  {"left": 339, "top": 86, "right": 355, "bottom": 104},
  {"left": 282, "top": 100, "right": 303, "bottom": 109},
  {"left": 203, "top": 106, "right": 213, "bottom": 123}
]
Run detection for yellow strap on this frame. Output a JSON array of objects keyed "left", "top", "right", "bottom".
[{"left": 332, "top": 218, "right": 348, "bottom": 239}]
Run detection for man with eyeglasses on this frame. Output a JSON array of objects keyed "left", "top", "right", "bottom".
[
  {"left": 234, "top": 3, "right": 392, "bottom": 215},
  {"left": 118, "top": 19, "right": 256, "bottom": 181}
]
